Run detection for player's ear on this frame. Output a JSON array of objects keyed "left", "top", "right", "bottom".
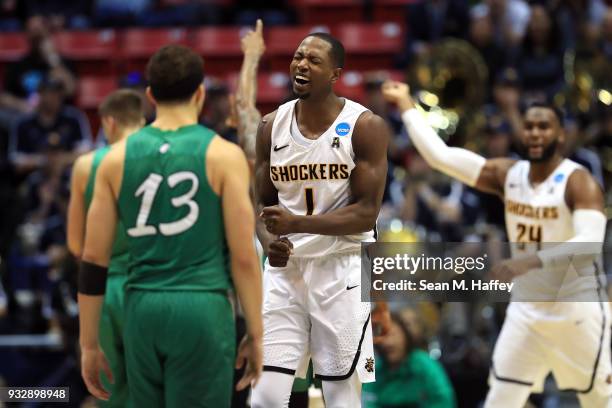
[
  {"left": 145, "top": 87, "right": 157, "bottom": 106},
  {"left": 194, "top": 84, "right": 205, "bottom": 105},
  {"left": 558, "top": 126, "right": 566, "bottom": 147},
  {"left": 331, "top": 67, "right": 342, "bottom": 84}
]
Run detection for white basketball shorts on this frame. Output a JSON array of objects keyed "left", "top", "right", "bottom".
[
  {"left": 489, "top": 301, "right": 612, "bottom": 395},
  {"left": 261, "top": 251, "right": 375, "bottom": 383}
]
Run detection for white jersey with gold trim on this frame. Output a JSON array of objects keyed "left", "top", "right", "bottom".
[
  {"left": 269, "top": 98, "right": 375, "bottom": 258},
  {"left": 503, "top": 158, "right": 602, "bottom": 302}
]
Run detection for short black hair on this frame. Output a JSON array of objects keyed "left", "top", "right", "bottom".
[
  {"left": 305, "top": 32, "right": 345, "bottom": 69},
  {"left": 146, "top": 45, "right": 204, "bottom": 103},
  {"left": 524, "top": 101, "right": 565, "bottom": 126}
]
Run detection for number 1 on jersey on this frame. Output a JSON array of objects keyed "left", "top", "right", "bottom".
[{"left": 304, "top": 188, "right": 314, "bottom": 215}]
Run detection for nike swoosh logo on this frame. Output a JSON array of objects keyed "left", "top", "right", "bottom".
[
  {"left": 347, "top": 285, "right": 359, "bottom": 290},
  {"left": 274, "top": 144, "right": 289, "bottom": 152}
]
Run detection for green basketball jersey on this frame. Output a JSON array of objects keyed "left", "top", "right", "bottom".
[
  {"left": 84, "top": 146, "right": 130, "bottom": 276},
  {"left": 117, "top": 124, "right": 230, "bottom": 292}
]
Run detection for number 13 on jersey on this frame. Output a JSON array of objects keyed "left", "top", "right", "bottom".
[{"left": 128, "top": 171, "right": 199, "bottom": 237}]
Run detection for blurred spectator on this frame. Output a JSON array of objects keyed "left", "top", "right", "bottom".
[
  {"left": 401, "top": 153, "right": 478, "bottom": 242},
  {"left": 10, "top": 150, "right": 70, "bottom": 332},
  {"left": 471, "top": 0, "right": 531, "bottom": 48},
  {"left": 473, "top": 120, "right": 514, "bottom": 234},
  {"left": 94, "top": 0, "right": 222, "bottom": 27},
  {"left": 550, "top": 0, "right": 606, "bottom": 50},
  {"left": 398, "top": 0, "right": 470, "bottom": 67},
  {"left": 201, "top": 79, "right": 237, "bottom": 144},
  {"left": 364, "top": 73, "right": 407, "bottom": 204},
  {"left": 363, "top": 313, "right": 456, "bottom": 408},
  {"left": 484, "top": 68, "right": 523, "bottom": 140},
  {"left": 20, "top": 0, "right": 92, "bottom": 29},
  {"left": 2, "top": 16, "right": 76, "bottom": 111},
  {"left": 93, "top": 0, "right": 152, "bottom": 26},
  {"left": 602, "top": 8, "right": 612, "bottom": 62},
  {"left": 564, "top": 117, "right": 605, "bottom": 187},
  {"left": 9, "top": 78, "right": 91, "bottom": 176},
  {"left": 516, "top": 4, "right": 566, "bottom": 101},
  {"left": 588, "top": 104, "right": 612, "bottom": 190},
  {"left": 0, "top": 0, "right": 26, "bottom": 31},
  {"left": 468, "top": 12, "right": 508, "bottom": 90}
]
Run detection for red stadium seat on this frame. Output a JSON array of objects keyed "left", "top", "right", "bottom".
[
  {"left": 77, "top": 77, "right": 118, "bottom": 135},
  {"left": 77, "top": 77, "right": 118, "bottom": 109},
  {"left": 122, "top": 28, "right": 189, "bottom": 73},
  {"left": 225, "top": 71, "right": 291, "bottom": 115},
  {"left": 335, "top": 22, "right": 405, "bottom": 70},
  {"left": 290, "top": 0, "right": 363, "bottom": 26},
  {"left": 191, "top": 27, "right": 245, "bottom": 76},
  {"left": 334, "top": 70, "right": 406, "bottom": 104},
  {"left": 0, "top": 32, "right": 28, "bottom": 61},
  {"left": 266, "top": 25, "right": 331, "bottom": 71},
  {"left": 0, "top": 32, "right": 28, "bottom": 84},
  {"left": 333, "top": 71, "right": 365, "bottom": 103},
  {"left": 54, "top": 30, "right": 118, "bottom": 76}
]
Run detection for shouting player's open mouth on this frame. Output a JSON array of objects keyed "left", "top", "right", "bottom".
[{"left": 293, "top": 74, "right": 310, "bottom": 91}]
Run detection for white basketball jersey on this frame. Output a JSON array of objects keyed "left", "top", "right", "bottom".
[
  {"left": 504, "top": 159, "right": 602, "bottom": 302},
  {"left": 270, "top": 98, "right": 374, "bottom": 258}
]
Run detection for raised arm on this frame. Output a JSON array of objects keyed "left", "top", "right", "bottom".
[
  {"left": 262, "top": 111, "right": 389, "bottom": 235},
  {"left": 67, "top": 153, "right": 93, "bottom": 258},
  {"left": 235, "top": 19, "right": 265, "bottom": 161},
  {"left": 381, "top": 81, "right": 516, "bottom": 197}
]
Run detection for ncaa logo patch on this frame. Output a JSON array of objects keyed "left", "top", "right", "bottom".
[
  {"left": 553, "top": 173, "right": 564, "bottom": 183},
  {"left": 335, "top": 122, "right": 351, "bottom": 136}
]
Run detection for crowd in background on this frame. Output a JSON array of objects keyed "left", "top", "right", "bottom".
[{"left": 0, "top": 0, "right": 611, "bottom": 407}]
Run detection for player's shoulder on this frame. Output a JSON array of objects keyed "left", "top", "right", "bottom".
[
  {"left": 73, "top": 150, "right": 95, "bottom": 174},
  {"left": 261, "top": 109, "right": 278, "bottom": 129},
  {"left": 208, "top": 136, "right": 248, "bottom": 167},
  {"left": 354, "top": 110, "right": 388, "bottom": 130},
  {"left": 71, "top": 150, "right": 95, "bottom": 190},
  {"left": 352, "top": 110, "right": 390, "bottom": 149},
  {"left": 567, "top": 166, "right": 600, "bottom": 190},
  {"left": 564, "top": 162, "right": 604, "bottom": 210},
  {"left": 99, "top": 139, "right": 126, "bottom": 172}
]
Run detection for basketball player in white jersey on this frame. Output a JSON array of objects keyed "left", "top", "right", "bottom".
[
  {"left": 382, "top": 80, "right": 611, "bottom": 407},
  {"left": 252, "top": 33, "right": 390, "bottom": 407}
]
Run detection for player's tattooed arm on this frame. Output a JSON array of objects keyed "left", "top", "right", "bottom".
[
  {"left": 235, "top": 19, "right": 265, "bottom": 161},
  {"left": 262, "top": 111, "right": 389, "bottom": 235}
]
